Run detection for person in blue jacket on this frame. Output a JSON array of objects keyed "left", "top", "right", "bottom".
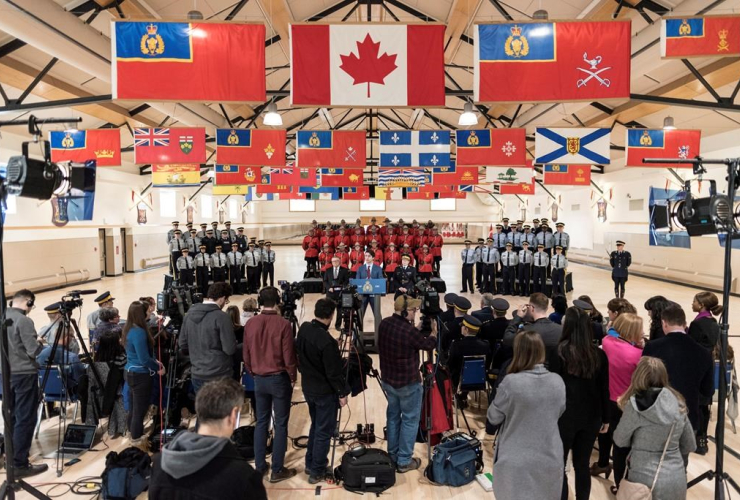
[{"left": 123, "top": 300, "right": 164, "bottom": 448}]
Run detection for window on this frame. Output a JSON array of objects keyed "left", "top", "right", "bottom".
[
  {"left": 159, "top": 191, "right": 176, "bottom": 218},
  {"left": 229, "top": 199, "right": 238, "bottom": 218},
  {"left": 571, "top": 204, "right": 580, "bottom": 212},
  {"left": 201, "top": 195, "right": 212, "bottom": 218},
  {"left": 629, "top": 199, "right": 644, "bottom": 211},
  {"left": 289, "top": 199, "right": 315, "bottom": 212},
  {"left": 430, "top": 198, "right": 456, "bottom": 211},
  {"left": 4, "top": 194, "right": 17, "bottom": 215},
  {"left": 360, "top": 199, "right": 386, "bottom": 211}
]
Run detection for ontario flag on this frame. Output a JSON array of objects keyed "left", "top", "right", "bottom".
[
  {"left": 214, "top": 165, "right": 261, "bottom": 185},
  {"left": 317, "top": 168, "right": 364, "bottom": 187},
  {"left": 215, "top": 129, "right": 286, "bottom": 166},
  {"left": 661, "top": 16, "right": 740, "bottom": 58},
  {"left": 625, "top": 129, "right": 702, "bottom": 168},
  {"left": 543, "top": 165, "right": 591, "bottom": 186},
  {"left": 475, "top": 21, "right": 631, "bottom": 102},
  {"left": 49, "top": 129, "right": 121, "bottom": 167},
  {"left": 342, "top": 186, "right": 370, "bottom": 200},
  {"left": 134, "top": 127, "right": 206, "bottom": 164},
  {"left": 296, "top": 131, "right": 366, "bottom": 168},
  {"left": 112, "top": 22, "right": 265, "bottom": 102},
  {"left": 267, "top": 167, "right": 317, "bottom": 187},
  {"left": 455, "top": 129, "right": 527, "bottom": 166},
  {"left": 290, "top": 24, "right": 444, "bottom": 107}
]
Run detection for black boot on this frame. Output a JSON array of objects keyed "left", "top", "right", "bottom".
[{"left": 696, "top": 435, "right": 709, "bottom": 455}]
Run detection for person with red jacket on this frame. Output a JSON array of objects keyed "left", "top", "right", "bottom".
[
  {"left": 319, "top": 232, "right": 334, "bottom": 253},
  {"left": 366, "top": 227, "right": 382, "bottom": 250},
  {"left": 423, "top": 221, "right": 434, "bottom": 237},
  {"left": 379, "top": 218, "right": 393, "bottom": 238},
  {"left": 409, "top": 220, "right": 421, "bottom": 237},
  {"left": 349, "top": 243, "right": 364, "bottom": 277},
  {"left": 369, "top": 240, "right": 384, "bottom": 266},
  {"left": 418, "top": 245, "right": 434, "bottom": 280},
  {"left": 354, "top": 219, "right": 365, "bottom": 236},
  {"left": 334, "top": 228, "right": 350, "bottom": 250},
  {"left": 413, "top": 230, "right": 428, "bottom": 251},
  {"left": 350, "top": 227, "right": 365, "bottom": 249},
  {"left": 429, "top": 227, "right": 444, "bottom": 275},
  {"left": 367, "top": 217, "right": 380, "bottom": 235},
  {"left": 310, "top": 220, "right": 323, "bottom": 239},
  {"left": 333, "top": 243, "right": 350, "bottom": 269},
  {"left": 318, "top": 244, "right": 334, "bottom": 273},
  {"left": 302, "top": 229, "right": 320, "bottom": 277},
  {"left": 384, "top": 242, "right": 401, "bottom": 292},
  {"left": 397, "top": 226, "right": 414, "bottom": 251},
  {"left": 394, "top": 219, "right": 405, "bottom": 236},
  {"left": 381, "top": 227, "right": 396, "bottom": 250},
  {"left": 400, "top": 244, "right": 416, "bottom": 267}
]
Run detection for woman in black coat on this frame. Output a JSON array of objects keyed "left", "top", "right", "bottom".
[
  {"left": 549, "top": 307, "right": 610, "bottom": 500},
  {"left": 644, "top": 296, "right": 672, "bottom": 341},
  {"left": 689, "top": 291, "right": 722, "bottom": 455}
]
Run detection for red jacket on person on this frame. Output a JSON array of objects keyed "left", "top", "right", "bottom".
[
  {"left": 350, "top": 234, "right": 366, "bottom": 248},
  {"left": 319, "top": 236, "right": 334, "bottom": 252},
  {"left": 302, "top": 235, "right": 320, "bottom": 258},
  {"left": 384, "top": 250, "right": 401, "bottom": 273},
  {"left": 333, "top": 250, "right": 349, "bottom": 268},
  {"left": 429, "top": 235, "right": 444, "bottom": 258},
  {"left": 318, "top": 250, "right": 334, "bottom": 272},
  {"left": 350, "top": 249, "right": 365, "bottom": 272},
  {"left": 334, "top": 234, "right": 350, "bottom": 249},
  {"left": 418, "top": 252, "right": 434, "bottom": 273}
]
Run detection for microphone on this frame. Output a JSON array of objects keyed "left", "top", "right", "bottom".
[{"left": 70, "top": 289, "right": 98, "bottom": 295}]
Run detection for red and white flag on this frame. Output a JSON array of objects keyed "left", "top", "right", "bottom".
[{"left": 290, "top": 24, "right": 445, "bottom": 107}]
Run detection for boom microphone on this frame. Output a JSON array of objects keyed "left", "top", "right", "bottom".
[{"left": 70, "top": 289, "right": 98, "bottom": 295}]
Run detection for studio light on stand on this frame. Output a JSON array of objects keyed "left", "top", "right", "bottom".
[
  {"left": 263, "top": 101, "right": 283, "bottom": 127},
  {"left": 458, "top": 102, "right": 477, "bottom": 127}
]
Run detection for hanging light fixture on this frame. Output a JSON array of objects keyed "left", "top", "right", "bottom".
[
  {"left": 533, "top": 9, "right": 549, "bottom": 19},
  {"left": 458, "top": 102, "right": 477, "bottom": 126},
  {"left": 263, "top": 101, "right": 283, "bottom": 126},
  {"left": 663, "top": 116, "right": 676, "bottom": 130},
  {"left": 188, "top": 0, "right": 203, "bottom": 19}
]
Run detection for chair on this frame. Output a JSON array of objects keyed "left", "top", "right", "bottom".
[
  {"left": 455, "top": 356, "right": 487, "bottom": 435},
  {"left": 35, "top": 366, "right": 79, "bottom": 438},
  {"left": 240, "top": 363, "right": 256, "bottom": 416}
]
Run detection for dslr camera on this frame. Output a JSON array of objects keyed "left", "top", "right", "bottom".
[{"left": 415, "top": 279, "right": 442, "bottom": 316}]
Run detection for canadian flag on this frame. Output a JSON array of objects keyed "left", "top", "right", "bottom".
[{"left": 290, "top": 24, "right": 444, "bottom": 107}]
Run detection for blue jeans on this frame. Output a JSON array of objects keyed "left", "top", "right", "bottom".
[
  {"left": 383, "top": 382, "right": 423, "bottom": 466},
  {"left": 304, "top": 392, "right": 338, "bottom": 475},
  {"left": 254, "top": 372, "right": 292, "bottom": 474},
  {"left": 10, "top": 374, "right": 38, "bottom": 467}
]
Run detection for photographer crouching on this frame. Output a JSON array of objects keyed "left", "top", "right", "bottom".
[{"left": 377, "top": 295, "right": 437, "bottom": 473}]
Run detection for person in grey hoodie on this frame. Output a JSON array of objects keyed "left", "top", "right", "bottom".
[
  {"left": 150, "top": 378, "right": 266, "bottom": 500},
  {"left": 179, "top": 282, "right": 236, "bottom": 394},
  {"left": 613, "top": 357, "right": 696, "bottom": 499}
]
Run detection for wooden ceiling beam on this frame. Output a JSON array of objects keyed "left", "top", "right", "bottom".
[
  {"left": 257, "top": 0, "right": 292, "bottom": 58},
  {"left": 443, "top": 0, "right": 481, "bottom": 64}
]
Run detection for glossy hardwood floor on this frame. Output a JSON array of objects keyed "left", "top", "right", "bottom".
[{"left": 9, "top": 244, "right": 740, "bottom": 499}]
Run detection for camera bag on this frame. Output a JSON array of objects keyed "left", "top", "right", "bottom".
[{"left": 335, "top": 447, "right": 396, "bottom": 494}]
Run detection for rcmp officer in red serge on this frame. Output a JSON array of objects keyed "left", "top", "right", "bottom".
[{"left": 610, "top": 240, "right": 631, "bottom": 298}]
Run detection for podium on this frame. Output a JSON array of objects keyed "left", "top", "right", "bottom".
[{"left": 350, "top": 279, "right": 386, "bottom": 352}]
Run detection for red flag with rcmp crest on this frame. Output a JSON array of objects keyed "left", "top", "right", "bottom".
[
  {"left": 661, "top": 16, "right": 740, "bottom": 58},
  {"left": 215, "top": 129, "right": 286, "bottom": 166},
  {"left": 49, "top": 129, "right": 121, "bottom": 167},
  {"left": 475, "top": 21, "right": 631, "bottom": 102}
]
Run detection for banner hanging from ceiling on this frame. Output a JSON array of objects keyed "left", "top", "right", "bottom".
[
  {"left": 624, "top": 129, "right": 701, "bottom": 168},
  {"left": 215, "top": 129, "right": 286, "bottom": 166},
  {"left": 49, "top": 129, "right": 121, "bottom": 167},
  {"left": 661, "top": 16, "right": 740, "bottom": 58}
]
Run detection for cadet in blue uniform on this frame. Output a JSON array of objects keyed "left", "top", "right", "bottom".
[
  {"left": 480, "top": 238, "right": 500, "bottom": 294},
  {"left": 518, "top": 241, "right": 533, "bottom": 297},
  {"left": 474, "top": 238, "right": 485, "bottom": 292},
  {"left": 177, "top": 248, "right": 195, "bottom": 286},
  {"left": 551, "top": 245, "right": 568, "bottom": 296},
  {"left": 460, "top": 240, "right": 477, "bottom": 294},
  {"left": 500, "top": 242, "right": 519, "bottom": 296},
  {"left": 610, "top": 240, "right": 631, "bottom": 298},
  {"left": 532, "top": 243, "right": 549, "bottom": 295}
]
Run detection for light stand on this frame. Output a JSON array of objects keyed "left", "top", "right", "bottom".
[{"left": 644, "top": 156, "right": 740, "bottom": 499}]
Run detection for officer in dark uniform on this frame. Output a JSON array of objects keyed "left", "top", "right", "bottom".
[
  {"left": 492, "top": 225, "right": 507, "bottom": 272},
  {"left": 201, "top": 229, "right": 218, "bottom": 254},
  {"left": 501, "top": 218, "right": 512, "bottom": 235},
  {"left": 447, "top": 315, "right": 490, "bottom": 391},
  {"left": 517, "top": 241, "right": 533, "bottom": 297},
  {"left": 532, "top": 243, "right": 549, "bottom": 295},
  {"left": 474, "top": 238, "right": 485, "bottom": 292},
  {"left": 194, "top": 245, "right": 211, "bottom": 295},
  {"left": 210, "top": 245, "right": 228, "bottom": 282},
  {"left": 393, "top": 254, "right": 417, "bottom": 299},
  {"left": 441, "top": 295, "right": 471, "bottom": 360},
  {"left": 610, "top": 240, "right": 631, "bottom": 298},
  {"left": 532, "top": 218, "right": 541, "bottom": 235},
  {"left": 440, "top": 293, "right": 458, "bottom": 324},
  {"left": 551, "top": 245, "right": 568, "bottom": 296},
  {"left": 196, "top": 223, "right": 208, "bottom": 239},
  {"left": 500, "top": 242, "right": 519, "bottom": 295},
  {"left": 235, "top": 227, "right": 248, "bottom": 252}
]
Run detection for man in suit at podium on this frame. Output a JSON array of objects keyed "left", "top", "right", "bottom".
[
  {"left": 323, "top": 256, "right": 349, "bottom": 329},
  {"left": 356, "top": 251, "right": 384, "bottom": 320}
]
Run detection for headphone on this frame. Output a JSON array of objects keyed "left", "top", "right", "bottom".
[
  {"left": 11, "top": 293, "right": 35, "bottom": 309},
  {"left": 348, "top": 442, "right": 366, "bottom": 458},
  {"left": 400, "top": 294, "right": 409, "bottom": 318},
  {"left": 257, "top": 286, "right": 279, "bottom": 307}
]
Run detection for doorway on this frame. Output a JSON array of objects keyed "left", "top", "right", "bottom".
[
  {"left": 98, "top": 229, "right": 106, "bottom": 277},
  {"left": 120, "top": 228, "right": 127, "bottom": 273}
]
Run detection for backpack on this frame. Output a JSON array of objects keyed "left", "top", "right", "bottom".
[
  {"left": 335, "top": 447, "right": 396, "bottom": 494},
  {"left": 232, "top": 425, "right": 272, "bottom": 460},
  {"left": 425, "top": 433, "right": 483, "bottom": 487},
  {"left": 101, "top": 447, "right": 152, "bottom": 500}
]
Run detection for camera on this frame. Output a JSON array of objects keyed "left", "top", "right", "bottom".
[
  {"left": 157, "top": 275, "right": 202, "bottom": 325},
  {"left": 415, "top": 279, "right": 441, "bottom": 316},
  {"left": 278, "top": 280, "right": 303, "bottom": 318},
  {"left": 340, "top": 284, "right": 361, "bottom": 311}
]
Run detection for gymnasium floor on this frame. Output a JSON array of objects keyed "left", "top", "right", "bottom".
[{"left": 9, "top": 244, "right": 740, "bottom": 499}]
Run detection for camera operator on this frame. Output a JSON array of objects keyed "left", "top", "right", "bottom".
[
  {"left": 377, "top": 295, "right": 437, "bottom": 473},
  {"left": 178, "top": 282, "right": 237, "bottom": 395},
  {"left": 295, "top": 299, "right": 349, "bottom": 484},
  {"left": 243, "top": 287, "right": 297, "bottom": 482},
  {"left": 323, "top": 256, "right": 349, "bottom": 329},
  {"left": 6, "top": 289, "right": 48, "bottom": 477}
]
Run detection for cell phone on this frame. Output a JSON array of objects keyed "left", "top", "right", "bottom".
[{"left": 64, "top": 457, "right": 81, "bottom": 467}]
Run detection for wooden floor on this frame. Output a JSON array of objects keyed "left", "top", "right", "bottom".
[{"left": 9, "top": 244, "right": 740, "bottom": 499}]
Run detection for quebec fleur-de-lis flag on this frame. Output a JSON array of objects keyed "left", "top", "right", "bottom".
[
  {"left": 290, "top": 24, "right": 445, "bottom": 106},
  {"left": 49, "top": 129, "right": 121, "bottom": 167},
  {"left": 112, "top": 22, "right": 266, "bottom": 102},
  {"left": 475, "top": 21, "right": 631, "bottom": 102}
]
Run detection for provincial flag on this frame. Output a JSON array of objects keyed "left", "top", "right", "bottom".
[
  {"left": 134, "top": 127, "right": 206, "bottom": 164},
  {"left": 535, "top": 128, "right": 610, "bottom": 165},
  {"left": 661, "top": 16, "right": 740, "bottom": 58},
  {"left": 299, "top": 186, "right": 340, "bottom": 200},
  {"left": 432, "top": 166, "right": 479, "bottom": 185},
  {"left": 455, "top": 129, "right": 527, "bottom": 166},
  {"left": 625, "top": 129, "right": 702, "bottom": 168},
  {"left": 379, "top": 130, "right": 450, "bottom": 167},
  {"left": 406, "top": 188, "right": 435, "bottom": 200},
  {"left": 214, "top": 165, "right": 261, "bottom": 185},
  {"left": 486, "top": 165, "right": 533, "bottom": 184},
  {"left": 296, "top": 130, "right": 366, "bottom": 168},
  {"left": 244, "top": 186, "right": 273, "bottom": 201},
  {"left": 112, "top": 22, "right": 265, "bottom": 102},
  {"left": 212, "top": 184, "right": 252, "bottom": 196},
  {"left": 317, "top": 168, "right": 364, "bottom": 187},
  {"left": 342, "top": 186, "right": 370, "bottom": 200},
  {"left": 267, "top": 167, "right": 317, "bottom": 187},
  {"left": 475, "top": 21, "right": 631, "bottom": 102},
  {"left": 499, "top": 179, "right": 536, "bottom": 195},
  {"left": 49, "top": 129, "right": 121, "bottom": 167},
  {"left": 256, "top": 180, "right": 292, "bottom": 194},
  {"left": 373, "top": 186, "right": 403, "bottom": 200},
  {"left": 290, "top": 24, "right": 444, "bottom": 107},
  {"left": 438, "top": 191, "right": 467, "bottom": 199},
  {"left": 215, "top": 129, "right": 286, "bottom": 166},
  {"left": 152, "top": 164, "right": 201, "bottom": 187},
  {"left": 378, "top": 168, "right": 426, "bottom": 188},
  {"left": 543, "top": 165, "right": 591, "bottom": 186}
]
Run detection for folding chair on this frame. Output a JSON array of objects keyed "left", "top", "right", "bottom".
[
  {"left": 35, "top": 366, "right": 79, "bottom": 438},
  {"left": 454, "top": 356, "right": 487, "bottom": 435},
  {"left": 240, "top": 362, "right": 256, "bottom": 417}
]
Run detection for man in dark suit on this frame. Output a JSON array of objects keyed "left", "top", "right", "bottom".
[
  {"left": 642, "top": 304, "right": 713, "bottom": 444},
  {"left": 355, "top": 251, "right": 384, "bottom": 320},
  {"left": 393, "top": 255, "right": 417, "bottom": 299},
  {"left": 323, "top": 256, "right": 349, "bottom": 329}
]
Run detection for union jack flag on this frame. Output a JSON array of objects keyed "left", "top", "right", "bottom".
[{"left": 134, "top": 128, "right": 169, "bottom": 147}]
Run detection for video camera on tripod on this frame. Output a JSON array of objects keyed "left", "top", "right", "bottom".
[
  {"left": 415, "top": 279, "right": 442, "bottom": 316},
  {"left": 59, "top": 289, "right": 98, "bottom": 312},
  {"left": 278, "top": 280, "right": 303, "bottom": 319},
  {"left": 157, "top": 275, "right": 202, "bottom": 326}
]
